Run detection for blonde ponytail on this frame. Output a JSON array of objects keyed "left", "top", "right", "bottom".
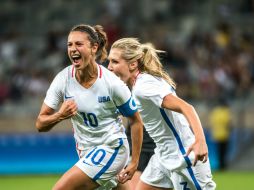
[
  {"left": 111, "top": 38, "right": 176, "bottom": 88},
  {"left": 140, "top": 43, "right": 176, "bottom": 88}
]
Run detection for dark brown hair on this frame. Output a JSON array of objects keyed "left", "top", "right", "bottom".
[{"left": 71, "top": 24, "right": 108, "bottom": 62}]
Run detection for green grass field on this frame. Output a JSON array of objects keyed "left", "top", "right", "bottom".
[
  {"left": 213, "top": 171, "right": 254, "bottom": 190},
  {"left": 0, "top": 171, "right": 254, "bottom": 190}
]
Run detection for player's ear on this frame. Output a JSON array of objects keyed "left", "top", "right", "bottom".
[
  {"left": 129, "top": 61, "right": 138, "bottom": 71},
  {"left": 91, "top": 43, "right": 99, "bottom": 54}
]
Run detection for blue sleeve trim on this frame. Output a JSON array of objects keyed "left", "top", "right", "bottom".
[{"left": 117, "top": 97, "right": 137, "bottom": 117}]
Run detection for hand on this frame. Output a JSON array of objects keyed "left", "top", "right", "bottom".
[
  {"left": 58, "top": 100, "right": 78, "bottom": 120},
  {"left": 185, "top": 139, "right": 208, "bottom": 166},
  {"left": 117, "top": 162, "right": 137, "bottom": 184}
]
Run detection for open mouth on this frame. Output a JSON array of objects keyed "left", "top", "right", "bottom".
[{"left": 71, "top": 54, "right": 81, "bottom": 65}]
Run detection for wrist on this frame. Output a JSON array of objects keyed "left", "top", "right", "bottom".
[
  {"left": 55, "top": 111, "right": 64, "bottom": 122},
  {"left": 129, "top": 158, "right": 139, "bottom": 167},
  {"left": 195, "top": 132, "right": 206, "bottom": 141}
]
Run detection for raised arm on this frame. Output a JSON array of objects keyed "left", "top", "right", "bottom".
[{"left": 36, "top": 100, "right": 77, "bottom": 132}]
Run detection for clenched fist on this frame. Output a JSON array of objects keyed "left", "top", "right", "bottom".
[{"left": 58, "top": 100, "right": 78, "bottom": 119}]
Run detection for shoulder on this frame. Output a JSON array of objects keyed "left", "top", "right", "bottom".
[
  {"left": 55, "top": 65, "right": 73, "bottom": 80},
  {"left": 134, "top": 73, "right": 175, "bottom": 98},
  {"left": 134, "top": 73, "right": 163, "bottom": 91},
  {"left": 100, "top": 65, "right": 126, "bottom": 87},
  {"left": 136, "top": 73, "right": 164, "bottom": 86},
  {"left": 48, "top": 66, "right": 74, "bottom": 92},
  {"left": 100, "top": 65, "right": 119, "bottom": 80}
]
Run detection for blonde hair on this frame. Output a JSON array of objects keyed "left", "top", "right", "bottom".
[{"left": 111, "top": 38, "right": 176, "bottom": 88}]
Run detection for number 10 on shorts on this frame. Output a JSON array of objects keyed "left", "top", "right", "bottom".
[{"left": 83, "top": 147, "right": 106, "bottom": 166}]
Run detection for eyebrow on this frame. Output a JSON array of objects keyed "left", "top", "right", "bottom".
[
  {"left": 67, "top": 40, "right": 85, "bottom": 44},
  {"left": 111, "top": 58, "right": 119, "bottom": 62}
]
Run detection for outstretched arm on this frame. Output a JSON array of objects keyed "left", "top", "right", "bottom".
[
  {"left": 118, "top": 112, "right": 143, "bottom": 184},
  {"left": 162, "top": 94, "right": 208, "bottom": 166},
  {"left": 36, "top": 100, "right": 77, "bottom": 132}
]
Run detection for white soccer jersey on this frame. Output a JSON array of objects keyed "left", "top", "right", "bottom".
[
  {"left": 132, "top": 73, "right": 195, "bottom": 170},
  {"left": 133, "top": 73, "right": 216, "bottom": 190},
  {"left": 44, "top": 64, "right": 137, "bottom": 151}
]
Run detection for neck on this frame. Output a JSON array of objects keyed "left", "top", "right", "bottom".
[
  {"left": 76, "top": 61, "right": 98, "bottom": 84},
  {"left": 127, "top": 70, "right": 140, "bottom": 89}
]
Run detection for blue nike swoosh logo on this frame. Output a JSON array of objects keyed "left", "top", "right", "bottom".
[
  {"left": 83, "top": 160, "right": 92, "bottom": 166},
  {"left": 64, "top": 94, "right": 74, "bottom": 99}
]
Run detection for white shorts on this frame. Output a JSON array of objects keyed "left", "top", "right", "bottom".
[
  {"left": 76, "top": 138, "right": 129, "bottom": 189},
  {"left": 141, "top": 154, "right": 216, "bottom": 190}
]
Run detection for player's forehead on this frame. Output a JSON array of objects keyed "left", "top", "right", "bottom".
[
  {"left": 67, "top": 31, "right": 89, "bottom": 43},
  {"left": 108, "top": 48, "right": 123, "bottom": 60}
]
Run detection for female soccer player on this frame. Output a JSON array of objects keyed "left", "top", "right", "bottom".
[
  {"left": 36, "top": 25, "right": 143, "bottom": 190},
  {"left": 108, "top": 38, "right": 216, "bottom": 190}
]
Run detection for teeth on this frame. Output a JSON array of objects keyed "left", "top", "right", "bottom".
[{"left": 72, "top": 54, "right": 81, "bottom": 58}]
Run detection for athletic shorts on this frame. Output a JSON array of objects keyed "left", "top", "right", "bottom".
[
  {"left": 76, "top": 138, "right": 129, "bottom": 189},
  {"left": 137, "top": 151, "right": 154, "bottom": 172},
  {"left": 141, "top": 154, "right": 216, "bottom": 190}
]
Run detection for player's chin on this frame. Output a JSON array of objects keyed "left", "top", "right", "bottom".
[
  {"left": 113, "top": 73, "right": 123, "bottom": 79},
  {"left": 72, "top": 62, "right": 81, "bottom": 68},
  {"left": 71, "top": 58, "right": 82, "bottom": 66}
]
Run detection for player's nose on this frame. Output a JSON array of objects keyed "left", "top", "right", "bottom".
[{"left": 107, "top": 62, "right": 113, "bottom": 71}]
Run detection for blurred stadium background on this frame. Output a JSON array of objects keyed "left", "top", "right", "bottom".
[{"left": 0, "top": 0, "right": 254, "bottom": 189}]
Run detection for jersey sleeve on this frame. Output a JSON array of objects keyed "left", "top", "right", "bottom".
[
  {"left": 111, "top": 78, "right": 138, "bottom": 117},
  {"left": 44, "top": 71, "right": 65, "bottom": 110},
  {"left": 136, "top": 76, "right": 174, "bottom": 108}
]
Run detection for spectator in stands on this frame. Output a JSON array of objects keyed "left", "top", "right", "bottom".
[{"left": 209, "top": 98, "right": 232, "bottom": 170}]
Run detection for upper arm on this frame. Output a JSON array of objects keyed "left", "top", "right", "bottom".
[
  {"left": 116, "top": 97, "right": 138, "bottom": 117},
  {"left": 44, "top": 71, "right": 65, "bottom": 110},
  {"left": 136, "top": 77, "right": 173, "bottom": 108},
  {"left": 110, "top": 78, "right": 138, "bottom": 117},
  {"left": 38, "top": 103, "right": 55, "bottom": 117},
  {"left": 161, "top": 93, "right": 192, "bottom": 113},
  {"left": 127, "top": 111, "right": 142, "bottom": 126},
  {"left": 111, "top": 80, "right": 132, "bottom": 106},
  {"left": 36, "top": 102, "right": 56, "bottom": 131},
  {"left": 36, "top": 102, "right": 59, "bottom": 132}
]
